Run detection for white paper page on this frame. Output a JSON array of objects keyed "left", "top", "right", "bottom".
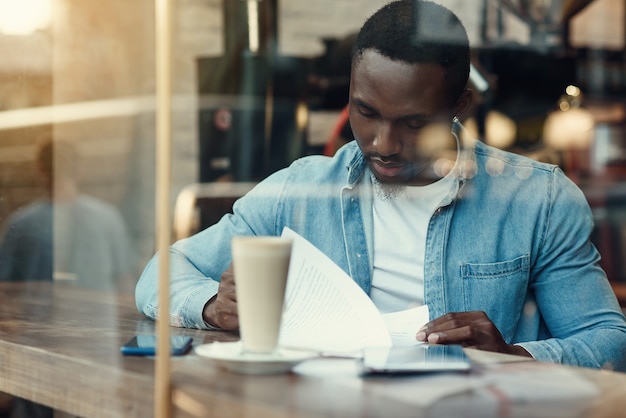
[
  {"left": 278, "top": 227, "right": 392, "bottom": 353},
  {"left": 382, "top": 305, "right": 429, "bottom": 346}
]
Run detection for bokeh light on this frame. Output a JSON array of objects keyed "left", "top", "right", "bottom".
[{"left": 0, "top": 0, "right": 51, "bottom": 36}]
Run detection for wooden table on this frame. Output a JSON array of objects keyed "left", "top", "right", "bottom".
[
  {"left": 0, "top": 282, "right": 232, "bottom": 417},
  {"left": 1, "top": 282, "right": 626, "bottom": 418}
]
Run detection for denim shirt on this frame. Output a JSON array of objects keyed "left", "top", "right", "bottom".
[{"left": 136, "top": 127, "right": 626, "bottom": 371}]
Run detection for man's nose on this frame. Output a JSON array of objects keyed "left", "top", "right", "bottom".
[{"left": 373, "top": 122, "right": 401, "bottom": 156}]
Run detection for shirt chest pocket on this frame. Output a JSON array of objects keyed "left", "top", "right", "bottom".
[{"left": 460, "top": 255, "right": 530, "bottom": 341}]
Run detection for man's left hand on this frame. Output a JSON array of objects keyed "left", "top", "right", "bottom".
[{"left": 415, "top": 311, "right": 532, "bottom": 358}]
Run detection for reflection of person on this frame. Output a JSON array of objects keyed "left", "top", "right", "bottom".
[
  {"left": 0, "top": 138, "right": 135, "bottom": 292},
  {"left": 136, "top": 0, "right": 626, "bottom": 370}
]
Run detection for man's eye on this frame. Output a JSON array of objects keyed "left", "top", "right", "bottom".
[
  {"left": 358, "top": 107, "right": 376, "bottom": 118},
  {"left": 406, "top": 120, "right": 426, "bottom": 130}
]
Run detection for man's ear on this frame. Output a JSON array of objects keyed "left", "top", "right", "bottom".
[{"left": 454, "top": 89, "right": 474, "bottom": 120}]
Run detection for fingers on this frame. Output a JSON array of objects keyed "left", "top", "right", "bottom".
[
  {"left": 202, "top": 265, "right": 239, "bottom": 330},
  {"left": 213, "top": 303, "right": 239, "bottom": 330},
  {"left": 204, "top": 293, "right": 239, "bottom": 330},
  {"left": 419, "top": 325, "right": 474, "bottom": 345},
  {"left": 220, "top": 265, "right": 236, "bottom": 291},
  {"left": 218, "top": 273, "right": 237, "bottom": 303},
  {"left": 416, "top": 311, "right": 473, "bottom": 340},
  {"left": 416, "top": 311, "right": 503, "bottom": 349}
]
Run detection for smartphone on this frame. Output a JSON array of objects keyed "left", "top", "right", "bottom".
[
  {"left": 120, "top": 335, "right": 193, "bottom": 356},
  {"left": 362, "top": 344, "right": 472, "bottom": 374}
]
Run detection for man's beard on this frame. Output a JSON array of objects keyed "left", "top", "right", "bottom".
[{"left": 371, "top": 173, "right": 407, "bottom": 200}]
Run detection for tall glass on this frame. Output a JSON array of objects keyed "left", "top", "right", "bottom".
[{"left": 231, "top": 236, "right": 292, "bottom": 354}]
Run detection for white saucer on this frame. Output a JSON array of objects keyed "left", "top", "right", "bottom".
[{"left": 195, "top": 342, "right": 318, "bottom": 375}]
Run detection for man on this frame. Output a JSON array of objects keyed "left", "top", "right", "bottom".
[
  {"left": 136, "top": 0, "right": 626, "bottom": 370},
  {"left": 0, "top": 138, "right": 135, "bottom": 292}
]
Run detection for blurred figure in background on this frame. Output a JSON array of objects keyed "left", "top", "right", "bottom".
[{"left": 0, "top": 137, "right": 135, "bottom": 293}]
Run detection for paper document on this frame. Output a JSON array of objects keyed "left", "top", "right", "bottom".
[{"left": 279, "top": 227, "right": 429, "bottom": 354}]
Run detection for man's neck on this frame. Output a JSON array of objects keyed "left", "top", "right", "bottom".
[{"left": 51, "top": 178, "right": 79, "bottom": 202}]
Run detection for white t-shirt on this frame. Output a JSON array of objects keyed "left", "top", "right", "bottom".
[{"left": 369, "top": 173, "right": 456, "bottom": 314}]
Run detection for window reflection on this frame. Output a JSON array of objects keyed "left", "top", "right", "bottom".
[
  {"left": 0, "top": 138, "right": 135, "bottom": 290},
  {"left": 0, "top": 1, "right": 622, "bottom": 291},
  {"left": 0, "top": 0, "right": 624, "bottom": 415},
  {"left": 0, "top": 3, "right": 622, "bottom": 275},
  {"left": 0, "top": 1, "right": 154, "bottom": 296}
]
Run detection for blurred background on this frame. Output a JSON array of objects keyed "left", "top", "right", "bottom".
[{"left": 0, "top": 0, "right": 624, "bottom": 300}]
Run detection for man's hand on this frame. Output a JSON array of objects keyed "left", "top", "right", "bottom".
[
  {"left": 415, "top": 311, "right": 532, "bottom": 358},
  {"left": 202, "top": 264, "right": 239, "bottom": 330}
]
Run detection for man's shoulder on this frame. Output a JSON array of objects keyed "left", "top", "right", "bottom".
[
  {"left": 282, "top": 141, "right": 363, "bottom": 182},
  {"left": 473, "top": 140, "right": 557, "bottom": 173},
  {"left": 73, "top": 196, "right": 127, "bottom": 227},
  {"left": 76, "top": 195, "right": 117, "bottom": 211},
  {"left": 469, "top": 141, "right": 586, "bottom": 205},
  {"left": 467, "top": 141, "right": 567, "bottom": 189},
  {"left": 5, "top": 201, "right": 51, "bottom": 227}
]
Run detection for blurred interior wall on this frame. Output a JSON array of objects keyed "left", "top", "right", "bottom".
[{"left": 0, "top": 0, "right": 623, "bottom": 273}]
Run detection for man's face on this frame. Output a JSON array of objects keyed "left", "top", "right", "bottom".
[{"left": 349, "top": 49, "right": 459, "bottom": 186}]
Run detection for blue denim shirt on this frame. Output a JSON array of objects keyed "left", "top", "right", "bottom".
[{"left": 136, "top": 127, "right": 626, "bottom": 371}]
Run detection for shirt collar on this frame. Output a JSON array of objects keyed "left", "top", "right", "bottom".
[{"left": 453, "top": 119, "right": 479, "bottom": 181}]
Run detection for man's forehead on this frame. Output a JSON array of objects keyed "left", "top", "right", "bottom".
[
  {"left": 352, "top": 51, "right": 444, "bottom": 88},
  {"left": 352, "top": 48, "right": 442, "bottom": 74}
]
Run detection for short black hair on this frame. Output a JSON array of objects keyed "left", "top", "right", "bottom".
[{"left": 352, "top": 0, "right": 470, "bottom": 101}]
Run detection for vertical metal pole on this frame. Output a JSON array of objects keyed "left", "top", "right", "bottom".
[
  {"left": 155, "top": 0, "right": 172, "bottom": 416},
  {"left": 480, "top": 0, "right": 489, "bottom": 43}
]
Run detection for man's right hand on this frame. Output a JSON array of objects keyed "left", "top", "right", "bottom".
[{"left": 202, "top": 264, "right": 239, "bottom": 330}]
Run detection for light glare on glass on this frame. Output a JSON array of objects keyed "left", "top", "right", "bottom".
[{"left": 0, "top": 0, "right": 51, "bottom": 36}]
